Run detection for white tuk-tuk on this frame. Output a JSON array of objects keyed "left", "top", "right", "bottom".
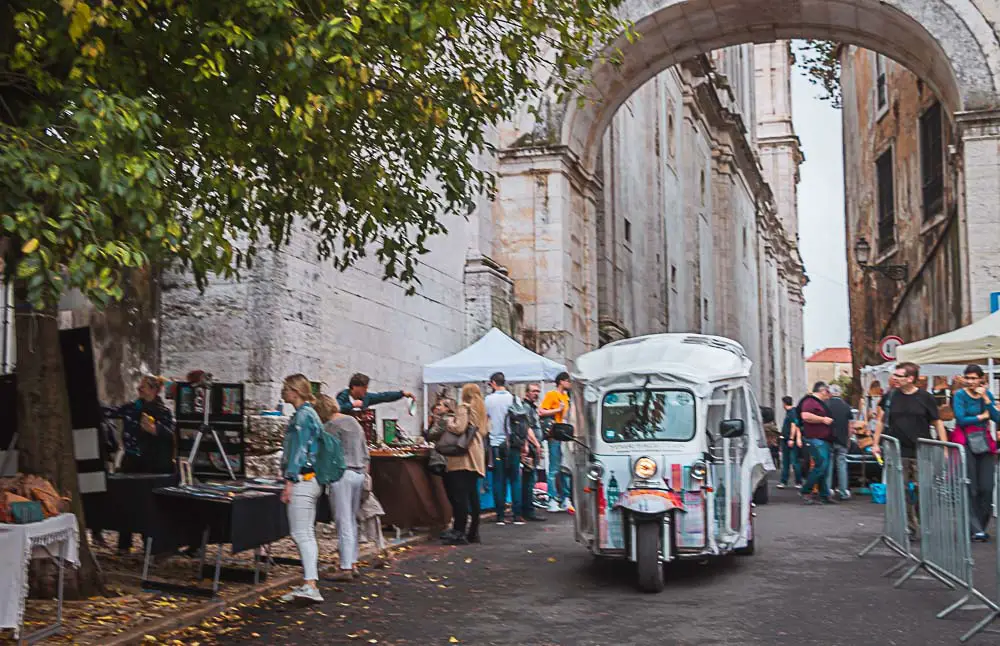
[{"left": 550, "top": 333, "right": 774, "bottom": 592}]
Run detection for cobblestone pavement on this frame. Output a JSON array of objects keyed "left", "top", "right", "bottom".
[{"left": 204, "top": 487, "right": 1000, "bottom": 645}]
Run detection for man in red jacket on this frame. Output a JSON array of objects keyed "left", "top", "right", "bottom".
[{"left": 798, "top": 382, "right": 836, "bottom": 504}]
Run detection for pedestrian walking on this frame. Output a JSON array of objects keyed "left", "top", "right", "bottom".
[
  {"left": 485, "top": 373, "right": 523, "bottom": 524},
  {"left": 873, "top": 361, "right": 947, "bottom": 536},
  {"left": 278, "top": 374, "right": 325, "bottom": 603},
  {"left": 540, "top": 372, "right": 573, "bottom": 512},
  {"left": 776, "top": 396, "right": 803, "bottom": 489},
  {"left": 951, "top": 364, "right": 1000, "bottom": 541},
  {"left": 315, "top": 393, "right": 368, "bottom": 582},
  {"left": 441, "top": 384, "right": 489, "bottom": 544},
  {"left": 520, "top": 384, "right": 547, "bottom": 521},
  {"left": 825, "top": 384, "right": 854, "bottom": 500},
  {"left": 797, "top": 382, "right": 836, "bottom": 504}
]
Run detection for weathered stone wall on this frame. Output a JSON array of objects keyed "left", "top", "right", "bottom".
[
  {"left": 841, "top": 46, "right": 966, "bottom": 368},
  {"left": 161, "top": 216, "right": 473, "bottom": 424}
]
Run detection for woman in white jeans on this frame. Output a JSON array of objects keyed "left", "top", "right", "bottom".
[
  {"left": 278, "top": 374, "right": 325, "bottom": 603},
  {"left": 315, "top": 394, "right": 369, "bottom": 582}
]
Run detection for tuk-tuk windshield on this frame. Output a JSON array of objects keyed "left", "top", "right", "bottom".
[{"left": 600, "top": 389, "right": 695, "bottom": 443}]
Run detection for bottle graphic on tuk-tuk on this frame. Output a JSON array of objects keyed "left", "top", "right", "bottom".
[
  {"left": 607, "top": 472, "right": 622, "bottom": 548},
  {"left": 597, "top": 476, "right": 608, "bottom": 547}
]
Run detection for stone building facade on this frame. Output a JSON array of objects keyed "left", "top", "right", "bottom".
[{"left": 840, "top": 46, "right": 965, "bottom": 369}]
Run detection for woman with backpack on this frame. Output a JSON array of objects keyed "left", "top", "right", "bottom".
[
  {"left": 278, "top": 374, "right": 325, "bottom": 603},
  {"left": 440, "top": 384, "right": 488, "bottom": 545},
  {"left": 952, "top": 365, "right": 1000, "bottom": 541},
  {"left": 315, "top": 393, "right": 368, "bottom": 581}
]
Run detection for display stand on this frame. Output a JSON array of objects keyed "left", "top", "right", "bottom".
[{"left": 174, "top": 378, "right": 246, "bottom": 480}]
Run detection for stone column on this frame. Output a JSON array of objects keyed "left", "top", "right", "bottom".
[
  {"left": 956, "top": 109, "right": 1000, "bottom": 322},
  {"left": 493, "top": 145, "right": 600, "bottom": 362},
  {"left": 463, "top": 254, "right": 516, "bottom": 341}
]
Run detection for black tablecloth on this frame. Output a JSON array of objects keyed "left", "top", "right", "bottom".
[
  {"left": 83, "top": 473, "right": 178, "bottom": 535},
  {"left": 148, "top": 483, "right": 333, "bottom": 555}
]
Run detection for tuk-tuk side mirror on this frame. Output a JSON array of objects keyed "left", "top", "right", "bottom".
[
  {"left": 550, "top": 423, "right": 575, "bottom": 442},
  {"left": 719, "top": 419, "right": 745, "bottom": 439}
]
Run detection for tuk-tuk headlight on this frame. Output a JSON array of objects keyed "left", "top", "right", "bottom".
[
  {"left": 633, "top": 457, "right": 657, "bottom": 479},
  {"left": 690, "top": 460, "right": 708, "bottom": 481},
  {"left": 587, "top": 461, "right": 605, "bottom": 482}
]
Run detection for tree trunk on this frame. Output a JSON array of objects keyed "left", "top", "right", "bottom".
[{"left": 14, "top": 288, "right": 104, "bottom": 598}]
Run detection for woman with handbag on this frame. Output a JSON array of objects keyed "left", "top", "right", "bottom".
[
  {"left": 952, "top": 364, "right": 1000, "bottom": 541},
  {"left": 439, "top": 384, "right": 488, "bottom": 545}
]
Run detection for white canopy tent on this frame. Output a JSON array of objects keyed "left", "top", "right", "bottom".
[
  {"left": 895, "top": 311, "right": 1000, "bottom": 366},
  {"left": 421, "top": 328, "right": 568, "bottom": 419}
]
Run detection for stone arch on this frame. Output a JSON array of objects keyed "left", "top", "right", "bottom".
[{"left": 558, "top": 0, "right": 1000, "bottom": 174}]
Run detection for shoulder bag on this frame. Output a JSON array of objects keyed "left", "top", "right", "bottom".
[
  {"left": 435, "top": 408, "right": 477, "bottom": 457},
  {"left": 964, "top": 396, "right": 991, "bottom": 455}
]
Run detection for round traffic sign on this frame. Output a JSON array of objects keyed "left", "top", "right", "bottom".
[{"left": 879, "top": 335, "right": 904, "bottom": 361}]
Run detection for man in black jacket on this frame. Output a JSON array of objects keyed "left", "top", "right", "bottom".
[{"left": 824, "top": 385, "right": 854, "bottom": 500}]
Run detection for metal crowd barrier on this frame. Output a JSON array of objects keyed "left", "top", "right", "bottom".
[
  {"left": 961, "top": 453, "right": 1000, "bottom": 642},
  {"left": 858, "top": 436, "right": 915, "bottom": 576},
  {"left": 895, "top": 439, "right": 999, "bottom": 641}
]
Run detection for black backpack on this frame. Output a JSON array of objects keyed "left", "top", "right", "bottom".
[{"left": 505, "top": 398, "right": 531, "bottom": 450}]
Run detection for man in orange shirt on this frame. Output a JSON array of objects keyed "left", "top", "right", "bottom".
[{"left": 540, "top": 372, "right": 572, "bottom": 512}]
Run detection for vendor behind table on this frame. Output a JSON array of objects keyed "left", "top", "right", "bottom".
[{"left": 336, "top": 372, "right": 414, "bottom": 412}]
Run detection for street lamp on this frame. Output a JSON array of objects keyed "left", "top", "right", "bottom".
[{"left": 853, "top": 236, "right": 908, "bottom": 282}]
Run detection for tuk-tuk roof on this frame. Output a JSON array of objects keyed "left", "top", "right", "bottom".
[{"left": 573, "top": 334, "right": 752, "bottom": 392}]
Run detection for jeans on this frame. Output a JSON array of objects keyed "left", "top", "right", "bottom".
[
  {"left": 547, "top": 440, "right": 565, "bottom": 505},
  {"left": 825, "top": 444, "right": 849, "bottom": 495},
  {"left": 967, "top": 452, "right": 996, "bottom": 535},
  {"left": 288, "top": 478, "right": 321, "bottom": 581},
  {"left": 445, "top": 469, "right": 482, "bottom": 537},
  {"left": 780, "top": 442, "right": 803, "bottom": 485},
  {"left": 800, "top": 438, "right": 831, "bottom": 499},
  {"left": 492, "top": 445, "right": 522, "bottom": 521},
  {"left": 521, "top": 463, "right": 539, "bottom": 518},
  {"left": 903, "top": 458, "right": 920, "bottom": 534},
  {"left": 329, "top": 469, "right": 365, "bottom": 571}
]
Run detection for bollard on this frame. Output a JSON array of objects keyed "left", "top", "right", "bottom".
[
  {"left": 858, "top": 436, "right": 915, "bottom": 576},
  {"left": 894, "top": 439, "right": 998, "bottom": 639}
]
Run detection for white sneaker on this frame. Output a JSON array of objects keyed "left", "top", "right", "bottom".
[
  {"left": 560, "top": 499, "right": 572, "bottom": 512},
  {"left": 547, "top": 500, "right": 560, "bottom": 513},
  {"left": 281, "top": 584, "right": 323, "bottom": 603},
  {"left": 839, "top": 490, "right": 852, "bottom": 500}
]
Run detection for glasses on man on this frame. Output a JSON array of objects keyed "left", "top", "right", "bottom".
[{"left": 892, "top": 373, "right": 908, "bottom": 379}]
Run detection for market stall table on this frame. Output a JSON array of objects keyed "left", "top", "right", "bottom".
[
  {"left": 143, "top": 484, "right": 287, "bottom": 596},
  {"left": 370, "top": 449, "right": 451, "bottom": 535},
  {"left": 82, "top": 472, "right": 178, "bottom": 538},
  {"left": 0, "top": 513, "right": 79, "bottom": 644}
]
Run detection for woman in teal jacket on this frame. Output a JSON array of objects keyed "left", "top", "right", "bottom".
[{"left": 952, "top": 365, "right": 1000, "bottom": 540}]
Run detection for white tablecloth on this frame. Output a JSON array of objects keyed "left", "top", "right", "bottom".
[{"left": 0, "top": 514, "right": 80, "bottom": 634}]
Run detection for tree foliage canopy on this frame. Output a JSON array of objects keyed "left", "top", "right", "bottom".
[
  {"left": 2, "top": 0, "right": 631, "bottom": 309},
  {"left": 795, "top": 39, "right": 841, "bottom": 108}
]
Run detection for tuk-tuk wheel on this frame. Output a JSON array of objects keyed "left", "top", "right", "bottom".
[{"left": 636, "top": 522, "right": 666, "bottom": 593}]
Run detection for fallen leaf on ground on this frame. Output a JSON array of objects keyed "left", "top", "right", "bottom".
[
  {"left": 547, "top": 557, "right": 557, "bottom": 563},
  {"left": 464, "top": 558, "right": 472, "bottom": 563},
  {"left": 449, "top": 637, "right": 460, "bottom": 643}
]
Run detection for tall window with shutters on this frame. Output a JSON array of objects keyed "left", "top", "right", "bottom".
[
  {"left": 875, "top": 54, "right": 888, "bottom": 116},
  {"left": 876, "top": 148, "right": 896, "bottom": 253},
  {"left": 920, "top": 102, "right": 944, "bottom": 221}
]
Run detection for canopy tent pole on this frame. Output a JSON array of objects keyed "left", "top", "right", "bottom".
[{"left": 422, "top": 385, "right": 429, "bottom": 433}]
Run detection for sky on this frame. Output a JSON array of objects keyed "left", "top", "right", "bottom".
[{"left": 789, "top": 42, "right": 851, "bottom": 356}]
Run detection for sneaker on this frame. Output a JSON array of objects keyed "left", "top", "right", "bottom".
[
  {"left": 327, "top": 569, "right": 356, "bottom": 582},
  {"left": 775, "top": 483, "right": 786, "bottom": 489},
  {"left": 839, "top": 490, "right": 851, "bottom": 500},
  {"left": 802, "top": 494, "right": 818, "bottom": 505},
  {"left": 560, "top": 499, "right": 572, "bottom": 512},
  {"left": 439, "top": 529, "right": 461, "bottom": 541},
  {"left": 973, "top": 531, "right": 989, "bottom": 542},
  {"left": 281, "top": 584, "right": 324, "bottom": 603},
  {"left": 547, "top": 500, "right": 561, "bottom": 513},
  {"left": 512, "top": 518, "right": 526, "bottom": 526},
  {"left": 496, "top": 520, "right": 507, "bottom": 526}
]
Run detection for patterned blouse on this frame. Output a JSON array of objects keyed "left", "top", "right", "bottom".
[{"left": 281, "top": 402, "right": 323, "bottom": 482}]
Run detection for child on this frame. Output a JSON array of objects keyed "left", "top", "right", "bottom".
[{"left": 357, "top": 473, "right": 390, "bottom": 567}]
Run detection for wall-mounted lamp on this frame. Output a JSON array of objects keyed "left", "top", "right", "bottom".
[{"left": 854, "top": 237, "right": 908, "bottom": 282}]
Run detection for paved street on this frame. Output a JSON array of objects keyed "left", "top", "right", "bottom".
[{"left": 201, "top": 488, "right": 1000, "bottom": 645}]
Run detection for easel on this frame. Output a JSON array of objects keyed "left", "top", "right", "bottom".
[{"left": 186, "top": 374, "right": 236, "bottom": 480}]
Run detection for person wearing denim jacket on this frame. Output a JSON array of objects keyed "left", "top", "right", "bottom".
[
  {"left": 279, "top": 374, "right": 325, "bottom": 603},
  {"left": 952, "top": 365, "right": 1000, "bottom": 540}
]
